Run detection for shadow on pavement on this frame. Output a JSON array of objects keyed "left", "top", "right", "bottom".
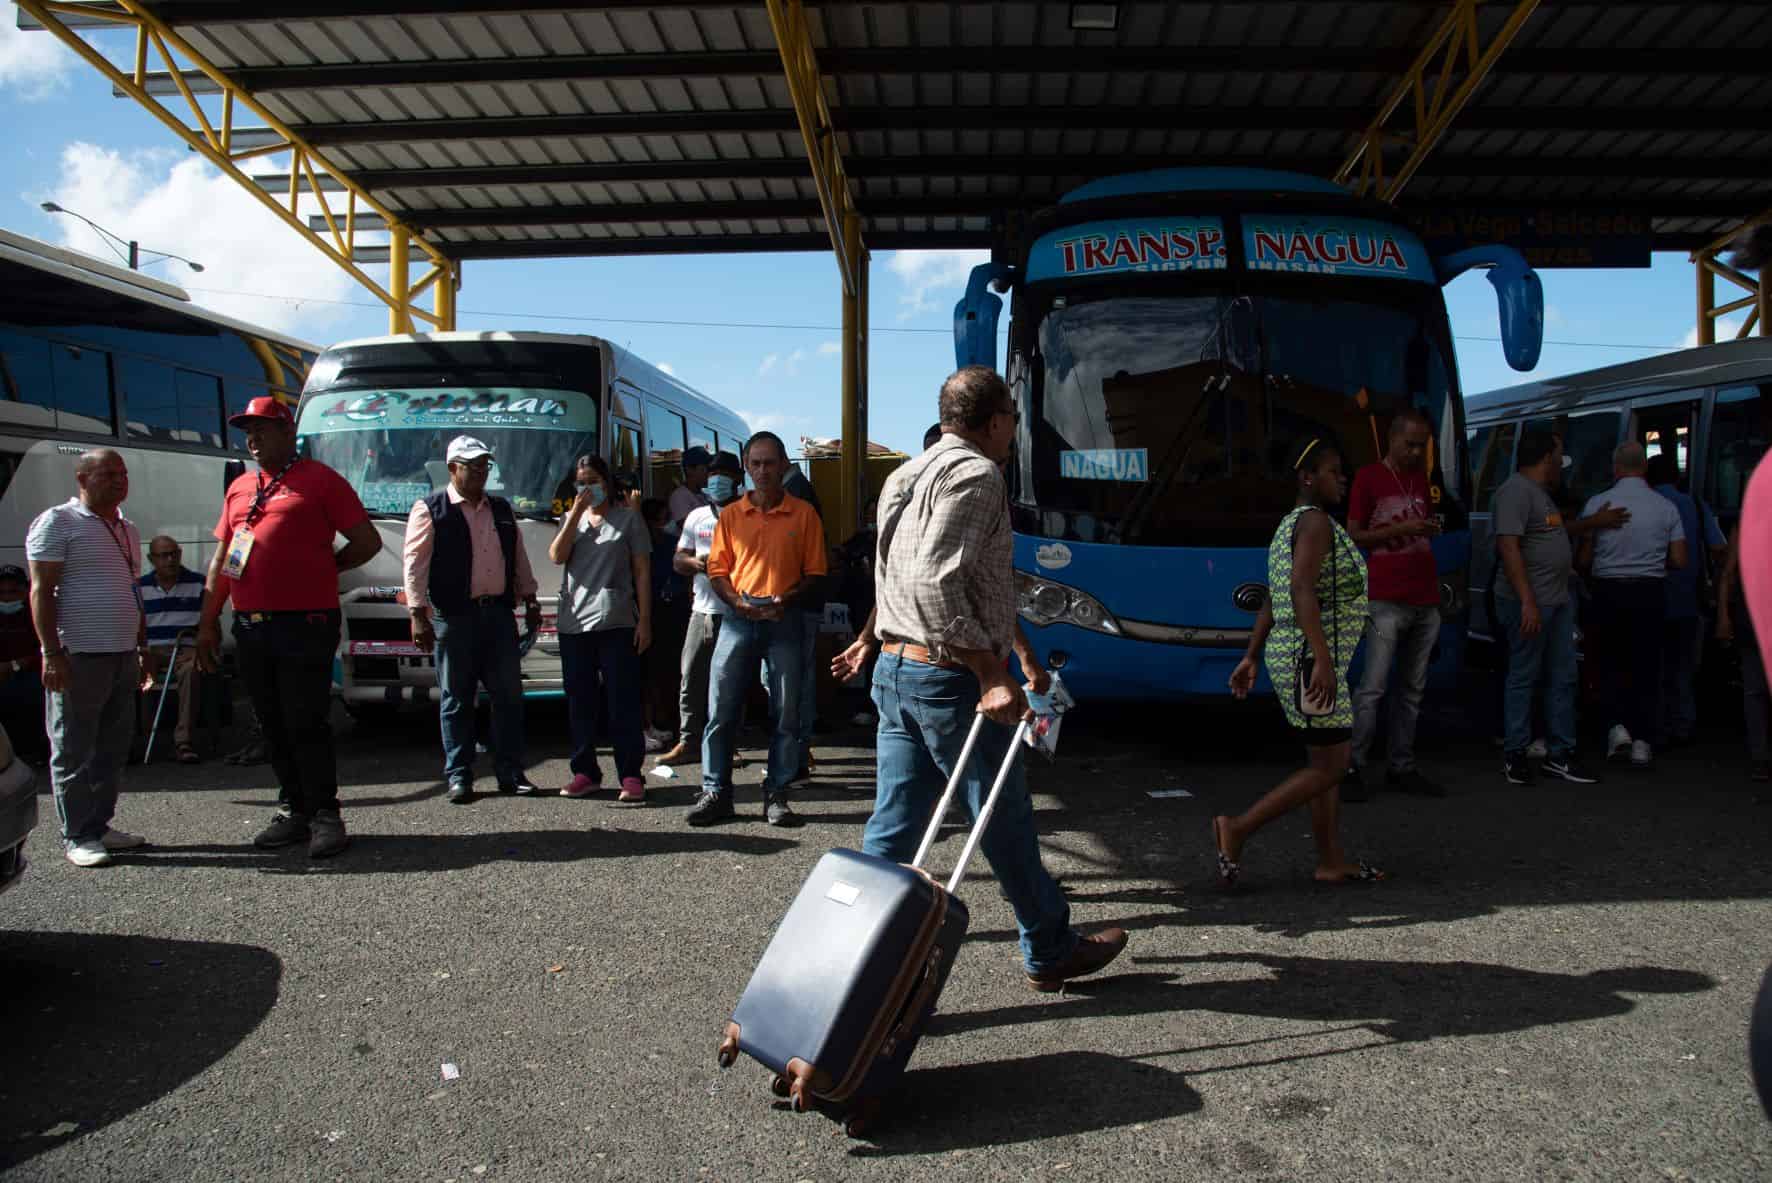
[
  {"left": 114, "top": 827, "right": 798, "bottom": 874},
  {"left": 0, "top": 931, "right": 280, "bottom": 1172},
  {"left": 932, "top": 955, "right": 1712, "bottom": 1046},
  {"left": 846, "top": 1050, "right": 1199, "bottom": 1155}
]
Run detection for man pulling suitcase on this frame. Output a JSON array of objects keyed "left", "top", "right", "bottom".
[{"left": 834, "top": 366, "right": 1128, "bottom": 991}]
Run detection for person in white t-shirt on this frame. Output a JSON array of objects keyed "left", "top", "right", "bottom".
[{"left": 657, "top": 450, "right": 742, "bottom": 767}]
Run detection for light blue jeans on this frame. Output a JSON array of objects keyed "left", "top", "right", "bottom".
[
  {"left": 1497, "top": 596, "right": 1577, "bottom": 759},
  {"left": 1350, "top": 601, "right": 1440, "bottom": 772},
  {"left": 702, "top": 612, "right": 803, "bottom": 796},
  {"left": 433, "top": 605, "right": 525, "bottom": 786},
  {"left": 48, "top": 651, "right": 137, "bottom": 846},
  {"left": 861, "top": 651, "right": 1076, "bottom": 974}
]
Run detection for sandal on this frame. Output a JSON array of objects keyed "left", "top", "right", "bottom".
[
  {"left": 1211, "top": 816, "right": 1240, "bottom": 889},
  {"left": 176, "top": 744, "right": 201, "bottom": 764},
  {"left": 1316, "top": 860, "right": 1387, "bottom": 886}
]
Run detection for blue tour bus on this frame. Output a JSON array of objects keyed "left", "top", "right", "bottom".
[{"left": 953, "top": 168, "right": 1545, "bottom": 702}]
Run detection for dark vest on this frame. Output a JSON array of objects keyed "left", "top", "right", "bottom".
[{"left": 424, "top": 489, "right": 518, "bottom": 614}]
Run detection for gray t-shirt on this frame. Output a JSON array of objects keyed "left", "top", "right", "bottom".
[
  {"left": 556, "top": 505, "right": 648, "bottom": 634},
  {"left": 1491, "top": 472, "right": 1572, "bottom": 608}
]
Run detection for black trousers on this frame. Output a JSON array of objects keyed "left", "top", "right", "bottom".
[
  {"left": 1588, "top": 577, "right": 1666, "bottom": 743},
  {"left": 234, "top": 610, "right": 341, "bottom": 816}
]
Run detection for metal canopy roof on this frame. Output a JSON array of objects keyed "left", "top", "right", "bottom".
[{"left": 33, "top": 1, "right": 1772, "bottom": 261}]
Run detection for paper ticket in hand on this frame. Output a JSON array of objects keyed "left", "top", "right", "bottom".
[{"left": 1022, "top": 673, "right": 1075, "bottom": 760}]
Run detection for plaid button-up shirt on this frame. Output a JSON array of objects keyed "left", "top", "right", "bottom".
[{"left": 874, "top": 434, "right": 1016, "bottom": 660}]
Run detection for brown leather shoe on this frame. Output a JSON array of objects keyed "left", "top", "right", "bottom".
[
  {"left": 1026, "top": 928, "right": 1129, "bottom": 993},
  {"left": 656, "top": 741, "right": 697, "bottom": 767}
]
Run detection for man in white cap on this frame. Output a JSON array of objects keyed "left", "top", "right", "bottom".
[{"left": 403, "top": 435, "right": 543, "bottom": 802}]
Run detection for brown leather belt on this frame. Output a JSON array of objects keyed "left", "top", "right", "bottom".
[{"left": 882, "top": 640, "right": 963, "bottom": 670}]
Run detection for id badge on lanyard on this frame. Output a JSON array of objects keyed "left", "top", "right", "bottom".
[{"left": 222, "top": 525, "right": 255, "bottom": 578}]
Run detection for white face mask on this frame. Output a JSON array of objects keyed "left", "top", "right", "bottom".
[
  {"left": 579, "top": 481, "right": 607, "bottom": 507},
  {"left": 706, "top": 474, "right": 737, "bottom": 502}
]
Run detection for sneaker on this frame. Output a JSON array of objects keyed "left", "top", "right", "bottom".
[
  {"left": 1503, "top": 753, "right": 1536, "bottom": 785},
  {"left": 309, "top": 810, "right": 348, "bottom": 859},
  {"left": 100, "top": 828, "right": 147, "bottom": 850},
  {"left": 686, "top": 790, "right": 737, "bottom": 827},
  {"left": 498, "top": 777, "right": 541, "bottom": 796},
  {"left": 1751, "top": 761, "right": 1771, "bottom": 783},
  {"left": 656, "top": 742, "right": 697, "bottom": 767},
  {"left": 253, "top": 810, "right": 310, "bottom": 849},
  {"left": 1340, "top": 765, "right": 1370, "bottom": 803},
  {"left": 65, "top": 841, "right": 111, "bottom": 868},
  {"left": 1542, "top": 756, "right": 1600, "bottom": 784},
  {"left": 1630, "top": 739, "right": 1653, "bottom": 767},
  {"left": 446, "top": 780, "right": 473, "bottom": 804},
  {"left": 1387, "top": 768, "right": 1446, "bottom": 798},
  {"left": 1026, "top": 928, "right": 1130, "bottom": 993},
  {"left": 764, "top": 794, "right": 803, "bottom": 828},
  {"left": 617, "top": 776, "right": 646, "bottom": 805},
  {"left": 1607, "top": 725, "right": 1633, "bottom": 759},
  {"left": 1526, "top": 738, "right": 1548, "bottom": 760},
  {"left": 560, "top": 773, "right": 600, "bottom": 799}
]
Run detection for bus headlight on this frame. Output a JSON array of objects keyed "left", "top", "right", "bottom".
[{"left": 1016, "top": 571, "right": 1122, "bottom": 636}]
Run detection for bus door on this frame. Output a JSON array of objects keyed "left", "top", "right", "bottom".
[
  {"left": 608, "top": 382, "right": 645, "bottom": 498},
  {"left": 1631, "top": 389, "right": 1704, "bottom": 483}
]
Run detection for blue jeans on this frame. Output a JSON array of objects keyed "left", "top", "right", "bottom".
[
  {"left": 703, "top": 613, "right": 803, "bottom": 796},
  {"left": 561, "top": 628, "right": 643, "bottom": 781},
  {"left": 764, "top": 610, "right": 823, "bottom": 758},
  {"left": 48, "top": 651, "right": 137, "bottom": 846},
  {"left": 1350, "top": 601, "right": 1440, "bottom": 772},
  {"left": 1497, "top": 596, "right": 1577, "bottom": 759},
  {"left": 862, "top": 651, "right": 1076, "bottom": 975},
  {"left": 433, "top": 605, "right": 525, "bottom": 786}
]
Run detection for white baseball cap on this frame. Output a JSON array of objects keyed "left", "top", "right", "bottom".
[{"left": 446, "top": 436, "right": 494, "bottom": 463}]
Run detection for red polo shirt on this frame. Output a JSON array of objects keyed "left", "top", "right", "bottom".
[{"left": 213, "top": 460, "right": 369, "bottom": 611}]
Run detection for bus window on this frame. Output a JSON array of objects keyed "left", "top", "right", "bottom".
[
  {"left": 50, "top": 342, "right": 115, "bottom": 435},
  {"left": 1707, "top": 384, "right": 1771, "bottom": 525},
  {"left": 689, "top": 422, "right": 716, "bottom": 454},
  {"left": 1524, "top": 408, "right": 1619, "bottom": 510},
  {"left": 0, "top": 328, "right": 56, "bottom": 430},
  {"left": 177, "top": 370, "right": 225, "bottom": 448},
  {"left": 648, "top": 400, "right": 688, "bottom": 502},
  {"left": 612, "top": 420, "right": 643, "bottom": 497},
  {"left": 1467, "top": 421, "right": 1517, "bottom": 514},
  {"left": 120, "top": 356, "right": 179, "bottom": 442}
]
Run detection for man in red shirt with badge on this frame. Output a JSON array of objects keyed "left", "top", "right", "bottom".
[
  {"left": 1345, "top": 410, "right": 1444, "bottom": 801},
  {"left": 195, "top": 397, "right": 381, "bottom": 857}
]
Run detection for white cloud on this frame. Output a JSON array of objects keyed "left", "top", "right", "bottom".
[
  {"left": 817, "top": 340, "right": 841, "bottom": 356},
  {"left": 0, "top": 14, "right": 77, "bottom": 100},
  {"left": 657, "top": 362, "right": 676, "bottom": 376},
  {"left": 757, "top": 353, "right": 779, "bottom": 377},
  {"left": 737, "top": 408, "right": 814, "bottom": 439},
  {"left": 1681, "top": 318, "right": 1746, "bottom": 349},
  {"left": 885, "top": 248, "right": 991, "bottom": 319},
  {"left": 41, "top": 142, "right": 362, "bottom": 341},
  {"left": 784, "top": 348, "right": 806, "bottom": 377}
]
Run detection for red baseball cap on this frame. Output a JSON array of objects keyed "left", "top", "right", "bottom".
[{"left": 228, "top": 396, "right": 295, "bottom": 427}]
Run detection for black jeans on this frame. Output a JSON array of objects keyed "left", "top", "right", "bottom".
[
  {"left": 1589, "top": 577, "right": 1666, "bottom": 742},
  {"left": 234, "top": 610, "right": 341, "bottom": 816}
]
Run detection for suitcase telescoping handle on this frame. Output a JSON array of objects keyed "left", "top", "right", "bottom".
[{"left": 908, "top": 712, "right": 1034, "bottom": 895}]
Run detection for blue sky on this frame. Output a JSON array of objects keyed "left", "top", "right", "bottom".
[{"left": 0, "top": 12, "right": 1739, "bottom": 458}]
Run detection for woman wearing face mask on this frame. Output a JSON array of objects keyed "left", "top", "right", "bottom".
[{"left": 551, "top": 454, "right": 653, "bottom": 804}]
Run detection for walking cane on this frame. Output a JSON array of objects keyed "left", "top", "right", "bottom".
[{"left": 143, "top": 630, "right": 192, "bottom": 765}]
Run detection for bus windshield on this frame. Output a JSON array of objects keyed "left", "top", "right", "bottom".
[
  {"left": 1017, "top": 286, "right": 1460, "bottom": 547},
  {"left": 296, "top": 386, "right": 598, "bottom": 519}
]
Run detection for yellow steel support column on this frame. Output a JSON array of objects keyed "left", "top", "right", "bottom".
[
  {"left": 436, "top": 261, "right": 457, "bottom": 334},
  {"left": 768, "top": 0, "right": 867, "bottom": 535},
  {"left": 18, "top": 0, "right": 456, "bottom": 331},
  {"left": 1693, "top": 211, "right": 1770, "bottom": 344},
  {"left": 389, "top": 226, "right": 413, "bottom": 335},
  {"left": 1335, "top": 0, "right": 1542, "bottom": 203}
]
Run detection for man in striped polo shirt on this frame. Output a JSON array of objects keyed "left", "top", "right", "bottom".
[
  {"left": 139, "top": 535, "right": 206, "bottom": 764},
  {"left": 25, "top": 448, "right": 151, "bottom": 868}
]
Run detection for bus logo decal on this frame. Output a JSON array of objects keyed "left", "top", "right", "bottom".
[
  {"left": 1243, "top": 215, "right": 1434, "bottom": 282},
  {"left": 1027, "top": 216, "right": 1228, "bottom": 282},
  {"left": 1060, "top": 448, "right": 1149, "bottom": 482},
  {"left": 1035, "top": 543, "right": 1072, "bottom": 571}
]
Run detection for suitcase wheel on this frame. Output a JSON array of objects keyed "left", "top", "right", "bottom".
[
  {"left": 843, "top": 1097, "right": 885, "bottom": 1139},
  {"left": 769, "top": 1074, "right": 792, "bottom": 1099}
]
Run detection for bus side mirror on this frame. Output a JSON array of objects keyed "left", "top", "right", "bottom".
[
  {"left": 953, "top": 262, "right": 1013, "bottom": 371},
  {"left": 1434, "top": 246, "right": 1543, "bottom": 372}
]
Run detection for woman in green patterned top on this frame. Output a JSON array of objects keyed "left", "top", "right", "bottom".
[{"left": 1216, "top": 438, "right": 1386, "bottom": 889}]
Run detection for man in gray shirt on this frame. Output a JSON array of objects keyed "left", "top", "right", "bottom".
[{"left": 1579, "top": 440, "right": 1687, "bottom": 768}]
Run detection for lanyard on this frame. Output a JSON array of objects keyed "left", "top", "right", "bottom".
[
  {"left": 97, "top": 513, "right": 146, "bottom": 617},
  {"left": 1383, "top": 460, "right": 1422, "bottom": 521},
  {"left": 245, "top": 459, "right": 299, "bottom": 526}
]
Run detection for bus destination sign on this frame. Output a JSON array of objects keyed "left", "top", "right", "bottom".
[
  {"left": 1028, "top": 217, "right": 1228, "bottom": 281},
  {"left": 1242, "top": 215, "right": 1435, "bottom": 283}
]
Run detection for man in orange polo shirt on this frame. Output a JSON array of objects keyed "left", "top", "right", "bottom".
[{"left": 690, "top": 430, "right": 826, "bottom": 828}]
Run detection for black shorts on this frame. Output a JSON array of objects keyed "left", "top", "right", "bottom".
[{"left": 1291, "top": 724, "right": 1352, "bottom": 747}]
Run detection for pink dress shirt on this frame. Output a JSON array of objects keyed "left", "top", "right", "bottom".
[{"left": 403, "top": 485, "right": 539, "bottom": 611}]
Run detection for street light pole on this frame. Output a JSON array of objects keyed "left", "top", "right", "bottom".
[{"left": 38, "top": 201, "right": 203, "bottom": 273}]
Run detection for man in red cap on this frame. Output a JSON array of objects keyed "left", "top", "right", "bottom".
[{"left": 195, "top": 396, "right": 381, "bottom": 858}]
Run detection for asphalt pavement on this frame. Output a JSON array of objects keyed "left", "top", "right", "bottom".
[{"left": 3, "top": 695, "right": 1771, "bottom": 1181}]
